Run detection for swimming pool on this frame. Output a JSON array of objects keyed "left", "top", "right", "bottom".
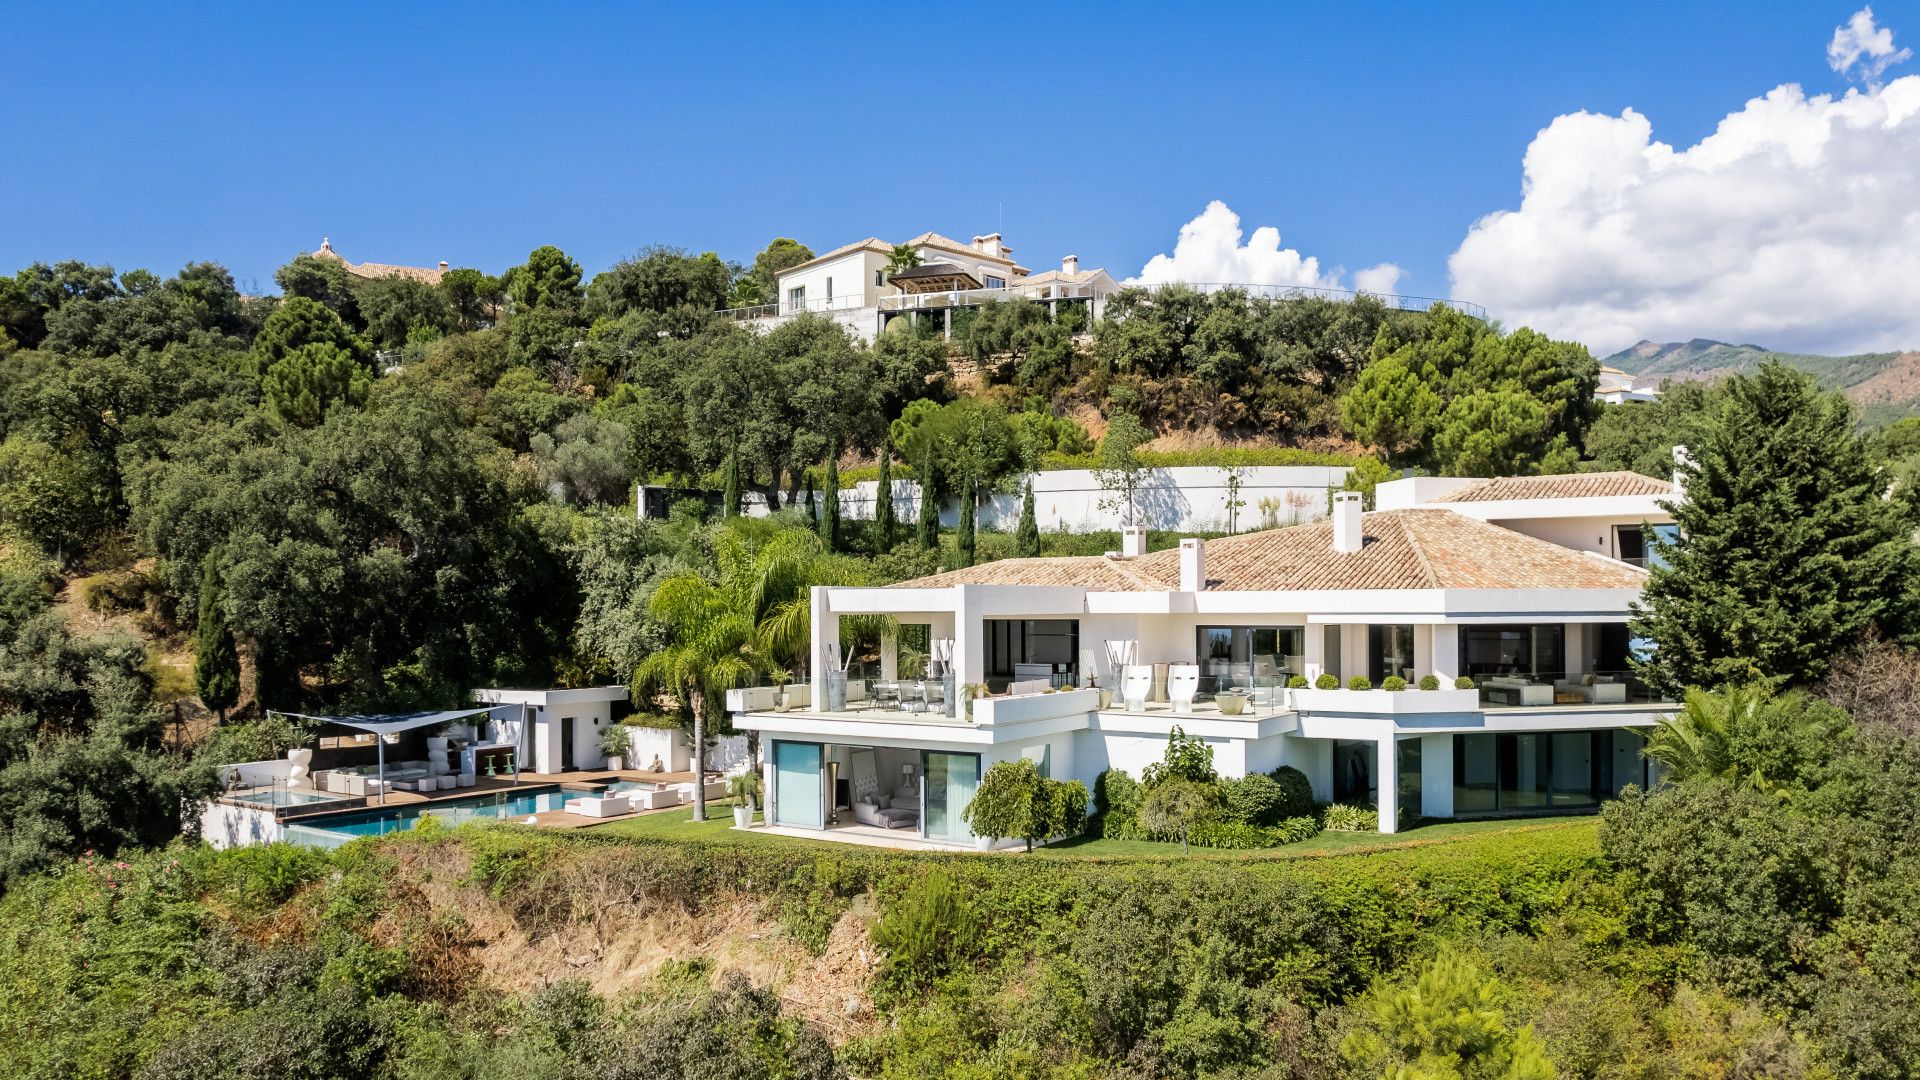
[
  {"left": 283, "top": 783, "right": 645, "bottom": 847},
  {"left": 230, "top": 789, "right": 338, "bottom": 808}
]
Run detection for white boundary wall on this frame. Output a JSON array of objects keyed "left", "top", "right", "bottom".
[{"left": 829, "top": 465, "right": 1352, "bottom": 534}]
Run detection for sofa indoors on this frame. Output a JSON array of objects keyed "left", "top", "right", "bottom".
[{"left": 853, "top": 786, "right": 920, "bottom": 830}]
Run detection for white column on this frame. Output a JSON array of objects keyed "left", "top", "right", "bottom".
[
  {"left": 1413, "top": 624, "right": 1433, "bottom": 683},
  {"left": 1345, "top": 624, "right": 1368, "bottom": 682},
  {"left": 1420, "top": 733, "right": 1454, "bottom": 819},
  {"left": 952, "top": 587, "right": 985, "bottom": 686},
  {"left": 1431, "top": 625, "right": 1460, "bottom": 685},
  {"left": 1303, "top": 624, "right": 1324, "bottom": 684},
  {"left": 1376, "top": 735, "right": 1399, "bottom": 834},
  {"left": 1563, "top": 623, "right": 1587, "bottom": 679},
  {"left": 880, "top": 628, "right": 898, "bottom": 681},
  {"left": 809, "top": 586, "right": 838, "bottom": 686}
]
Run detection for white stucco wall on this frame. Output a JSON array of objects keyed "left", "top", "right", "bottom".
[
  {"left": 199, "top": 802, "right": 284, "bottom": 850},
  {"left": 825, "top": 466, "right": 1351, "bottom": 535}
]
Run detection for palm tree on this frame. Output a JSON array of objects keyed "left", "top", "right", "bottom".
[
  {"left": 1644, "top": 686, "right": 1740, "bottom": 784},
  {"left": 1643, "top": 683, "right": 1833, "bottom": 795},
  {"left": 636, "top": 521, "right": 888, "bottom": 819},
  {"left": 884, "top": 244, "right": 921, "bottom": 279}
]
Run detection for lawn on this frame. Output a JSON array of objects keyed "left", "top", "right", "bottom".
[{"left": 585, "top": 804, "right": 1599, "bottom": 862}]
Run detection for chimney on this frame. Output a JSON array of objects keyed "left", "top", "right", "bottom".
[
  {"left": 1121, "top": 525, "right": 1148, "bottom": 558},
  {"left": 1332, "top": 492, "right": 1364, "bottom": 553},
  {"left": 1672, "top": 444, "right": 1692, "bottom": 502},
  {"left": 1062, "top": 254, "right": 1079, "bottom": 274},
  {"left": 972, "top": 233, "right": 1004, "bottom": 259},
  {"left": 438, "top": 260, "right": 449, "bottom": 271},
  {"left": 1179, "top": 538, "right": 1207, "bottom": 592}
]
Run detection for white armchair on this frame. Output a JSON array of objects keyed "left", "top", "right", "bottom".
[
  {"left": 1167, "top": 664, "right": 1201, "bottom": 712},
  {"left": 1121, "top": 665, "right": 1154, "bottom": 711}
]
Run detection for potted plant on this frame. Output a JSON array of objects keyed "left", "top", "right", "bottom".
[
  {"left": 1346, "top": 676, "right": 1372, "bottom": 691},
  {"left": 1381, "top": 676, "right": 1407, "bottom": 692},
  {"left": 599, "top": 722, "right": 631, "bottom": 771},
  {"left": 770, "top": 668, "right": 793, "bottom": 712},
  {"left": 1419, "top": 674, "right": 1441, "bottom": 690},
  {"left": 727, "top": 771, "right": 762, "bottom": 828},
  {"left": 960, "top": 683, "right": 991, "bottom": 721},
  {"left": 1315, "top": 673, "right": 1339, "bottom": 690},
  {"left": 1090, "top": 674, "right": 1113, "bottom": 710},
  {"left": 1215, "top": 690, "right": 1247, "bottom": 716}
]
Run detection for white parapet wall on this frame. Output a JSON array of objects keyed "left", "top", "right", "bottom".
[{"left": 824, "top": 465, "right": 1353, "bottom": 534}]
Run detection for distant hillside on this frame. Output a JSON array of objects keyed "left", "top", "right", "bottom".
[{"left": 1604, "top": 339, "right": 1920, "bottom": 426}]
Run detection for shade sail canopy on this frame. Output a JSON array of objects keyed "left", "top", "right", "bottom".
[{"left": 275, "top": 707, "right": 507, "bottom": 737}]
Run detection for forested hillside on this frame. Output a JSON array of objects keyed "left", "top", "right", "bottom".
[{"left": 1606, "top": 338, "right": 1920, "bottom": 426}]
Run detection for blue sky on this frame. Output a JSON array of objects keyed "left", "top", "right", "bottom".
[{"left": 5, "top": 2, "right": 1916, "bottom": 351}]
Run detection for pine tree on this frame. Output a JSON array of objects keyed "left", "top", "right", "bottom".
[
  {"left": 722, "top": 449, "right": 742, "bottom": 519},
  {"left": 957, "top": 478, "right": 977, "bottom": 568},
  {"left": 916, "top": 441, "right": 939, "bottom": 551},
  {"left": 193, "top": 559, "right": 240, "bottom": 723},
  {"left": 874, "top": 450, "right": 897, "bottom": 551},
  {"left": 1632, "top": 362, "right": 1920, "bottom": 694},
  {"left": 1015, "top": 479, "right": 1040, "bottom": 557},
  {"left": 822, "top": 451, "right": 842, "bottom": 552}
]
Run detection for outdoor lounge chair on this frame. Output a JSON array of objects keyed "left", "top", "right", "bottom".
[
  {"left": 634, "top": 787, "right": 683, "bottom": 811},
  {"left": 1168, "top": 664, "right": 1200, "bottom": 711},
  {"left": 1121, "top": 665, "right": 1154, "bottom": 711},
  {"left": 564, "top": 794, "right": 634, "bottom": 818}
]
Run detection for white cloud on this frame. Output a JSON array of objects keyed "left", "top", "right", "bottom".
[
  {"left": 1449, "top": 67, "right": 1920, "bottom": 355},
  {"left": 1130, "top": 200, "right": 1402, "bottom": 296},
  {"left": 1830, "top": 6, "right": 1911, "bottom": 88}
]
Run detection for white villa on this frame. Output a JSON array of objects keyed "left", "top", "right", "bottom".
[
  {"left": 727, "top": 230, "right": 1119, "bottom": 341},
  {"left": 731, "top": 469, "right": 1683, "bottom": 845}
]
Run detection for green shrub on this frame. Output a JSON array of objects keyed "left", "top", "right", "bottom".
[
  {"left": 1381, "top": 676, "right": 1407, "bottom": 692},
  {"left": 1315, "top": 673, "right": 1340, "bottom": 690},
  {"left": 1323, "top": 803, "right": 1379, "bottom": 832},
  {"left": 1094, "top": 768, "right": 1144, "bottom": 839},
  {"left": 1419, "top": 674, "right": 1441, "bottom": 690},
  {"left": 1455, "top": 676, "right": 1476, "bottom": 690},
  {"left": 1267, "top": 765, "right": 1317, "bottom": 820},
  {"left": 1140, "top": 724, "right": 1217, "bottom": 786},
  {"left": 1137, "top": 778, "right": 1221, "bottom": 852},
  {"left": 1220, "top": 773, "right": 1286, "bottom": 827},
  {"left": 871, "top": 868, "right": 978, "bottom": 1000},
  {"left": 1187, "top": 815, "right": 1323, "bottom": 849},
  {"left": 1287, "top": 674, "right": 1309, "bottom": 689},
  {"left": 200, "top": 842, "right": 330, "bottom": 912},
  {"left": 1348, "top": 676, "right": 1373, "bottom": 691}
]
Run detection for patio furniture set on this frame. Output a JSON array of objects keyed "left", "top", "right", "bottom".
[
  {"left": 312, "top": 763, "right": 480, "bottom": 797},
  {"left": 863, "top": 679, "right": 948, "bottom": 714},
  {"left": 561, "top": 778, "right": 730, "bottom": 819}
]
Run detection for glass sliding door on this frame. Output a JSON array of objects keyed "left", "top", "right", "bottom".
[
  {"left": 921, "top": 751, "right": 981, "bottom": 843},
  {"left": 1453, "top": 730, "right": 1648, "bottom": 816},
  {"left": 1368, "top": 625, "right": 1416, "bottom": 684},
  {"left": 772, "top": 741, "right": 824, "bottom": 828},
  {"left": 1197, "top": 625, "right": 1307, "bottom": 692}
]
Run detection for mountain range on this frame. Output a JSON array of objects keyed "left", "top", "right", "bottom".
[{"left": 1602, "top": 339, "right": 1920, "bottom": 426}]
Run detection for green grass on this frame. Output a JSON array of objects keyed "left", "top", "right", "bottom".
[{"left": 585, "top": 807, "right": 1599, "bottom": 862}]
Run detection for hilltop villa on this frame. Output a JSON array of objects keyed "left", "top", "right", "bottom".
[
  {"left": 725, "top": 230, "right": 1119, "bottom": 341},
  {"left": 730, "top": 469, "right": 1683, "bottom": 844},
  {"left": 309, "top": 237, "right": 450, "bottom": 286}
]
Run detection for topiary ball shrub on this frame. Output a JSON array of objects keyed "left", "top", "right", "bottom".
[
  {"left": 1347, "top": 676, "right": 1372, "bottom": 691},
  {"left": 1381, "top": 676, "right": 1407, "bottom": 692},
  {"left": 1315, "top": 673, "right": 1339, "bottom": 690},
  {"left": 1419, "top": 674, "right": 1441, "bottom": 691},
  {"left": 1454, "top": 676, "right": 1476, "bottom": 690},
  {"left": 1266, "top": 765, "right": 1316, "bottom": 820},
  {"left": 1287, "top": 674, "right": 1309, "bottom": 689}
]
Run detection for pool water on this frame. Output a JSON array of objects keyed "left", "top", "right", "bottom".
[
  {"left": 279, "top": 780, "right": 670, "bottom": 848},
  {"left": 232, "top": 789, "right": 337, "bottom": 807}
]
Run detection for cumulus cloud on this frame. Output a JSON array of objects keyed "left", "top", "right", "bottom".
[
  {"left": 1130, "top": 200, "right": 1402, "bottom": 296},
  {"left": 1830, "top": 6, "right": 1911, "bottom": 88},
  {"left": 1449, "top": 39, "right": 1920, "bottom": 355}
]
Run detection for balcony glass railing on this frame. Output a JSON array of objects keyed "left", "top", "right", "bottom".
[{"left": 1472, "top": 671, "right": 1666, "bottom": 707}]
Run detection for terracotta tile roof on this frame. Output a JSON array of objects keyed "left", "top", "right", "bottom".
[
  {"left": 888, "top": 555, "right": 1171, "bottom": 591},
  {"left": 778, "top": 238, "right": 891, "bottom": 276},
  {"left": 888, "top": 509, "right": 1647, "bottom": 593},
  {"left": 1431, "top": 471, "right": 1674, "bottom": 503},
  {"left": 309, "top": 238, "right": 446, "bottom": 286}
]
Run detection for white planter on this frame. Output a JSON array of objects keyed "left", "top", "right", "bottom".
[
  {"left": 606, "top": 756, "right": 624, "bottom": 771},
  {"left": 975, "top": 835, "right": 995, "bottom": 851},
  {"left": 1215, "top": 693, "right": 1247, "bottom": 716},
  {"left": 1289, "top": 687, "right": 1482, "bottom": 714},
  {"left": 732, "top": 805, "right": 753, "bottom": 828}
]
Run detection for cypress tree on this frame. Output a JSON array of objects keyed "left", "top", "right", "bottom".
[
  {"left": 193, "top": 559, "right": 240, "bottom": 723},
  {"left": 1632, "top": 362, "right": 1920, "bottom": 694},
  {"left": 957, "top": 478, "right": 977, "bottom": 568},
  {"left": 1015, "top": 479, "right": 1040, "bottom": 557},
  {"left": 916, "top": 442, "right": 939, "bottom": 551},
  {"left": 874, "top": 450, "right": 897, "bottom": 551},
  {"left": 804, "top": 484, "right": 817, "bottom": 525},
  {"left": 822, "top": 452, "right": 842, "bottom": 552},
  {"left": 722, "top": 449, "right": 742, "bottom": 519}
]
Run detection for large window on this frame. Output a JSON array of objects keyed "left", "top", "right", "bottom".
[
  {"left": 1458, "top": 625, "right": 1565, "bottom": 679},
  {"left": 1196, "top": 625, "right": 1304, "bottom": 692},
  {"left": 984, "top": 274, "right": 1006, "bottom": 289},
  {"left": 1453, "top": 730, "right": 1647, "bottom": 816},
  {"left": 772, "top": 741, "right": 824, "bottom": 828},
  {"left": 786, "top": 285, "right": 806, "bottom": 312},
  {"left": 922, "top": 751, "right": 980, "bottom": 843},
  {"left": 1368, "top": 624, "right": 1416, "bottom": 684},
  {"left": 985, "top": 619, "right": 1078, "bottom": 690},
  {"left": 1615, "top": 524, "right": 1680, "bottom": 570}
]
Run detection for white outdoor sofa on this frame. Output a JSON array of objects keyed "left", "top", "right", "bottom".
[{"left": 564, "top": 794, "right": 635, "bottom": 818}]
